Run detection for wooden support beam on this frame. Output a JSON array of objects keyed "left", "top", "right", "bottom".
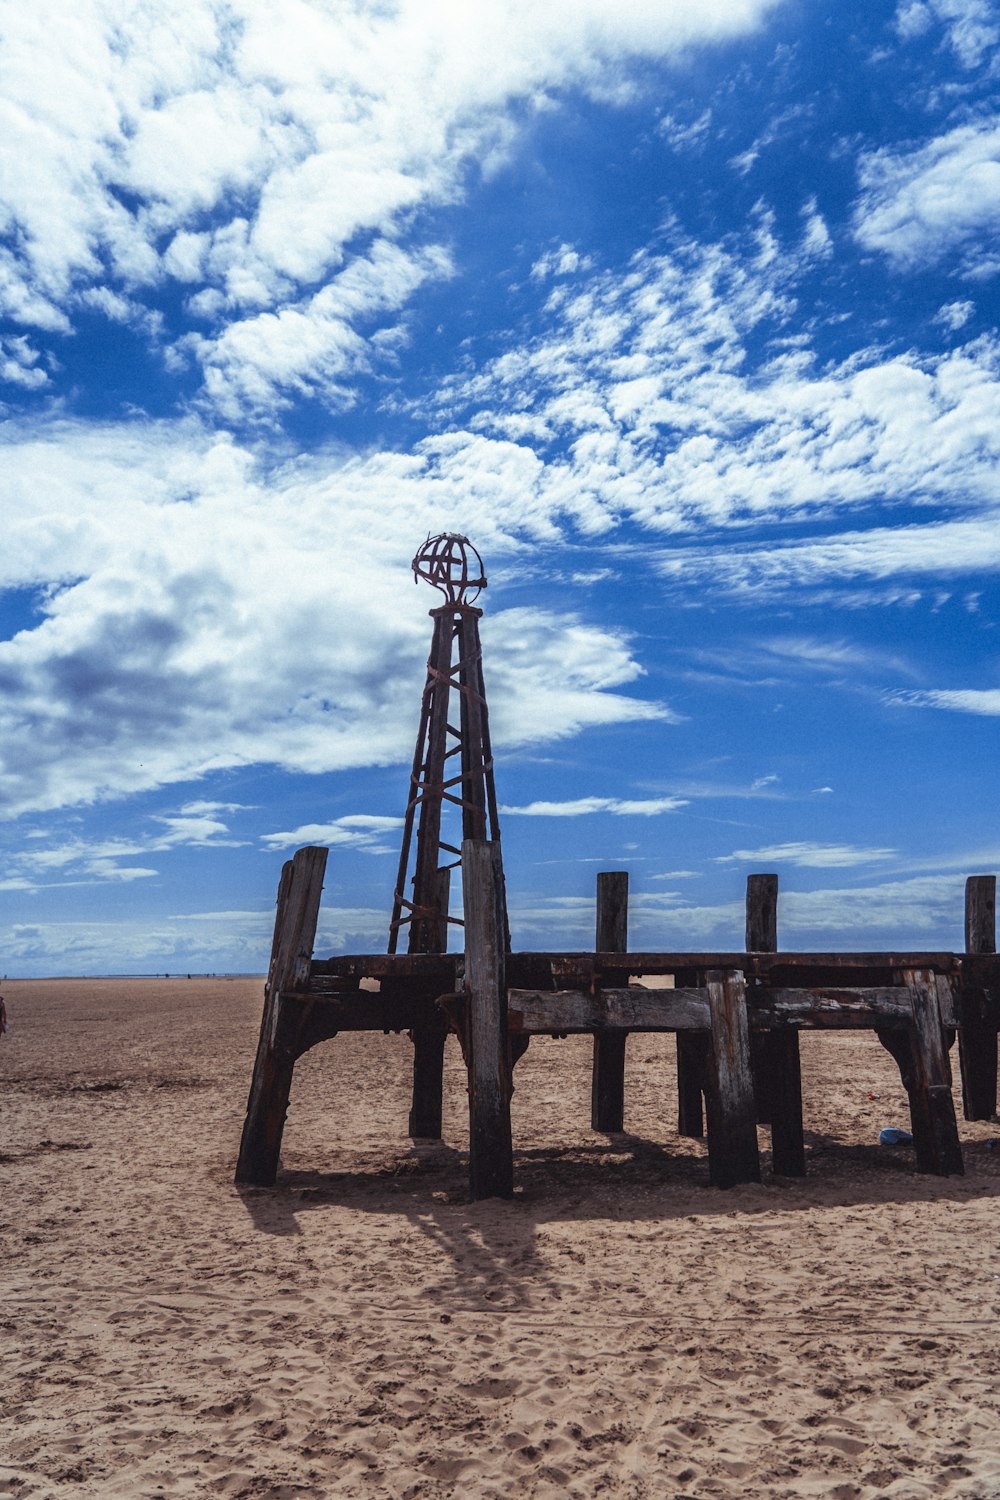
[
  {"left": 747, "top": 873, "right": 779, "bottom": 1124},
  {"left": 591, "top": 871, "right": 628, "bottom": 1133},
  {"left": 463, "top": 840, "right": 513, "bottom": 1200},
  {"left": 704, "top": 970, "right": 761, "bottom": 1188},
  {"left": 409, "top": 867, "right": 451, "bottom": 1140},
  {"left": 745, "top": 872, "right": 805, "bottom": 1176},
  {"left": 903, "top": 968, "right": 964, "bottom": 1176},
  {"left": 959, "top": 875, "right": 998, "bottom": 1121},
  {"left": 235, "top": 846, "right": 328, "bottom": 1186}
]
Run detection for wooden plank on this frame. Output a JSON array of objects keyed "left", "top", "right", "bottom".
[
  {"left": 704, "top": 970, "right": 760, "bottom": 1188},
  {"left": 463, "top": 840, "right": 513, "bottom": 1199},
  {"left": 959, "top": 875, "right": 998, "bottom": 1120},
  {"left": 270, "top": 846, "right": 328, "bottom": 993},
  {"left": 592, "top": 871, "right": 629, "bottom": 1132},
  {"left": 509, "top": 987, "right": 710, "bottom": 1032},
  {"left": 904, "top": 968, "right": 964, "bottom": 1176},
  {"left": 753, "top": 988, "right": 914, "bottom": 1027},
  {"left": 507, "top": 985, "right": 917, "bottom": 1033},
  {"left": 310, "top": 948, "right": 972, "bottom": 985},
  {"left": 235, "top": 847, "right": 328, "bottom": 1186},
  {"left": 313, "top": 953, "right": 461, "bottom": 981}
]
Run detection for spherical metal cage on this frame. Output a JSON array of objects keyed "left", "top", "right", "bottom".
[{"left": 412, "top": 533, "right": 487, "bottom": 606}]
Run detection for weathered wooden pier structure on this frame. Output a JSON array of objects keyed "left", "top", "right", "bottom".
[{"left": 236, "top": 536, "right": 1000, "bottom": 1198}]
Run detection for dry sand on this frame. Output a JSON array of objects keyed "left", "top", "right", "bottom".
[{"left": 4, "top": 975, "right": 1000, "bottom": 1499}]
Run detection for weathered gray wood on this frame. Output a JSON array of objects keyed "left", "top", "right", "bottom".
[
  {"left": 746, "top": 874, "right": 778, "bottom": 951},
  {"left": 592, "top": 871, "right": 629, "bottom": 1132},
  {"left": 704, "top": 970, "right": 760, "bottom": 1187},
  {"left": 409, "top": 867, "right": 451, "bottom": 1139},
  {"left": 753, "top": 988, "right": 914, "bottom": 1027},
  {"left": 510, "top": 987, "right": 709, "bottom": 1031},
  {"left": 507, "top": 984, "right": 919, "bottom": 1034},
  {"left": 747, "top": 873, "right": 780, "bottom": 1124},
  {"left": 959, "top": 875, "right": 998, "bottom": 1120},
  {"left": 904, "top": 968, "right": 964, "bottom": 1176},
  {"left": 236, "top": 847, "right": 328, "bottom": 1186},
  {"left": 463, "top": 839, "right": 513, "bottom": 1199},
  {"left": 966, "top": 875, "right": 997, "bottom": 954},
  {"left": 313, "top": 948, "right": 968, "bottom": 984}
]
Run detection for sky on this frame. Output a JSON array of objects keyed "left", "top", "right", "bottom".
[{"left": 1, "top": 0, "right": 999, "bottom": 976}]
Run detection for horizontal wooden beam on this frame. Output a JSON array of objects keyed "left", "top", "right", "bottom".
[
  {"left": 312, "top": 949, "right": 978, "bottom": 991},
  {"left": 507, "top": 984, "right": 931, "bottom": 1033},
  {"left": 509, "top": 987, "right": 709, "bottom": 1032}
]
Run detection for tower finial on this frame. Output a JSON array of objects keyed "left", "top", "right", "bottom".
[{"left": 412, "top": 532, "right": 486, "bottom": 607}]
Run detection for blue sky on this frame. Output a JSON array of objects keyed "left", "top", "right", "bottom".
[{"left": 1, "top": 0, "right": 999, "bottom": 975}]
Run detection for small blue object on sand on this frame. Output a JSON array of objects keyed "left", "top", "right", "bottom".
[{"left": 879, "top": 1126, "right": 914, "bottom": 1145}]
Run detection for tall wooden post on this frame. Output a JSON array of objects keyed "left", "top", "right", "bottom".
[
  {"left": 746, "top": 873, "right": 805, "bottom": 1176},
  {"left": 408, "top": 867, "right": 450, "bottom": 1139},
  {"left": 591, "top": 872, "right": 628, "bottom": 1132},
  {"left": 236, "top": 846, "right": 328, "bottom": 1186},
  {"left": 959, "top": 875, "right": 997, "bottom": 1120},
  {"left": 704, "top": 970, "right": 760, "bottom": 1188},
  {"left": 903, "top": 969, "right": 964, "bottom": 1176},
  {"left": 463, "top": 840, "right": 513, "bottom": 1199}
]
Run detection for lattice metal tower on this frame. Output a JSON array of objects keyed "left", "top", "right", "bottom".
[
  {"left": 389, "top": 534, "right": 507, "bottom": 1138},
  {"left": 389, "top": 533, "right": 506, "bottom": 958}
]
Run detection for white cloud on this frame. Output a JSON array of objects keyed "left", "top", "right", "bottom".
[
  {"left": 0, "top": 0, "right": 781, "bottom": 415},
  {"left": 854, "top": 121, "right": 1000, "bottom": 271},
  {"left": 716, "top": 841, "right": 898, "bottom": 868},
  {"left": 420, "top": 230, "right": 1000, "bottom": 539},
  {"left": 5, "top": 803, "right": 247, "bottom": 888},
  {"left": 934, "top": 299, "right": 975, "bottom": 330},
  {"left": 0, "top": 334, "right": 49, "bottom": 390},
  {"left": 656, "top": 511, "right": 1000, "bottom": 598},
  {"left": 894, "top": 0, "right": 998, "bottom": 66},
  {"left": 0, "top": 415, "right": 665, "bottom": 817},
  {"left": 260, "top": 815, "right": 403, "bottom": 853},
  {"left": 888, "top": 687, "right": 1000, "bottom": 716},
  {"left": 500, "top": 795, "right": 687, "bottom": 817}
]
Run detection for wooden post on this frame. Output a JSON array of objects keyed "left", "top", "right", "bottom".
[
  {"left": 746, "top": 873, "right": 805, "bottom": 1176},
  {"left": 704, "top": 969, "right": 761, "bottom": 1188},
  {"left": 408, "top": 868, "right": 450, "bottom": 1139},
  {"left": 463, "top": 840, "right": 513, "bottom": 1199},
  {"left": 903, "top": 968, "right": 964, "bottom": 1176},
  {"left": 747, "top": 872, "right": 778, "bottom": 1124},
  {"left": 236, "top": 846, "right": 328, "bottom": 1186},
  {"left": 959, "top": 875, "right": 998, "bottom": 1120},
  {"left": 591, "top": 871, "right": 628, "bottom": 1132},
  {"left": 676, "top": 1033, "right": 708, "bottom": 1137}
]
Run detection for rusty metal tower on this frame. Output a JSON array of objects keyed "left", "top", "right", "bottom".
[{"left": 390, "top": 534, "right": 507, "bottom": 1135}]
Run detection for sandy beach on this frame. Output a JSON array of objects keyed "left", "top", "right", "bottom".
[{"left": 4, "top": 975, "right": 1000, "bottom": 1499}]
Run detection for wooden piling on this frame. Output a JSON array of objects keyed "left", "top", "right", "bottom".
[
  {"left": 959, "top": 875, "right": 998, "bottom": 1121},
  {"left": 408, "top": 868, "right": 451, "bottom": 1139},
  {"left": 463, "top": 840, "right": 513, "bottom": 1199},
  {"left": 746, "top": 873, "right": 805, "bottom": 1176},
  {"left": 235, "top": 846, "right": 328, "bottom": 1186},
  {"left": 676, "top": 1033, "right": 708, "bottom": 1137},
  {"left": 903, "top": 968, "right": 964, "bottom": 1176},
  {"left": 591, "top": 871, "right": 628, "bottom": 1133},
  {"left": 704, "top": 969, "right": 761, "bottom": 1188}
]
